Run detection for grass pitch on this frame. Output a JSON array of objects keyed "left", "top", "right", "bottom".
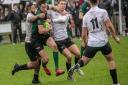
[{"left": 0, "top": 37, "right": 127, "bottom": 85}]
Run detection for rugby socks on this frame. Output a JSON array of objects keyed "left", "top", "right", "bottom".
[
  {"left": 110, "top": 69, "right": 118, "bottom": 84},
  {"left": 53, "top": 52, "right": 59, "bottom": 70},
  {"left": 18, "top": 64, "right": 28, "bottom": 70},
  {"left": 74, "top": 57, "right": 79, "bottom": 64},
  {"left": 33, "top": 74, "right": 39, "bottom": 80},
  {"left": 34, "top": 60, "right": 41, "bottom": 76},
  {"left": 74, "top": 60, "right": 84, "bottom": 70},
  {"left": 66, "top": 62, "right": 71, "bottom": 72},
  {"left": 42, "top": 62, "right": 47, "bottom": 68},
  {"left": 81, "top": 46, "right": 85, "bottom": 56}
]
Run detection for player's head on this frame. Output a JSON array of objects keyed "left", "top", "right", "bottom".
[
  {"left": 33, "top": 2, "right": 37, "bottom": 8},
  {"left": 88, "top": 0, "right": 99, "bottom": 6},
  {"left": 30, "top": 4, "right": 36, "bottom": 13},
  {"left": 27, "top": 3, "right": 36, "bottom": 13},
  {"left": 58, "top": 0, "right": 67, "bottom": 11},
  {"left": 40, "top": 2, "right": 47, "bottom": 13}
]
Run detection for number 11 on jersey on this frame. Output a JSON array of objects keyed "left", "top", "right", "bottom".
[{"left": 90, "top": 17, "right": 99, "bottom": 30}]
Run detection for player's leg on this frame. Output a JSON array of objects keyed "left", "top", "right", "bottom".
[
  {"left": 68, "top": 46, "right": 98, "bottom": 80},
  {"left": 39, "top": 46, "right": 52, "bottom": 76},
  {"left": 34, "top": 41, "right": 51, "bottom": 75},
  {"left": 12, "top": 43, "right": 40, "bottom": 75},
  {"left": 62, "top": 48, "right": 72, "bottom": 72},
  {"left": 24, "top": 43, "right": 41, "bottom": 83},
  {"left": 64, "top": 38, "right": 84, "bottom": 76},
  {"left": 46, "top": 37, "right": 59, "bottom": 71},
  {"left": 45, "top": 37, "right": 65, "bottom": 76},
  {"left": 101, "top": 42, "right": 119, "bottom": 85},
  {"left": 56, "top": 40, "right": 72, "bottom": 73},
  {"left": 64, "top": 38, "right": 81, "bottom": 65},
  {"left": 32, "top": 59, "right": 41, "bottom": 84},
  {"left": 12, "top": 59, "right": 39, "bottom": 75},
  {"left": 68, "top": 44, "right": 81, "bottom": 64},
  {"left": 68, "top": 44, "right": 84, "bottom": 76}
]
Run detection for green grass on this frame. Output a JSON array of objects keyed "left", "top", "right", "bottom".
[{"left": 0, "top": 37, "right": 128, "bottom": 85}]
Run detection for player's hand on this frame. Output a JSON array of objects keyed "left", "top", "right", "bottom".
[
  {"left": 114, "top": 36, "right": 120, "bottom": 44},
  {"left": 48, "top": 27, "right": 52, "bottom": 32},
  {"left": 38, "top": 13, "right": 45, "bottom": 18},
  {"left": 48, "top": 25, "right": 52, "bottom": 31},
  {"left": 46, "top": 19, "right": 52, "bottom": 23}
]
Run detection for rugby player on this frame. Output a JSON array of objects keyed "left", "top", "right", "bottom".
[
  {"left": 68, "top": 0, "right": 120, "bottom": 85},
  {"left": 25, "top": 3, "right": 43, "bottom": 83},
  {"left": 48, "top": 0, "right": 84, "bottom": 79},
  {"left": 11, "top": 3, "right": 46, "bottom": 84}
]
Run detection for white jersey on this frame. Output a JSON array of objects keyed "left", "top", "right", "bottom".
[
  {"left": 25, "top": 13, "right": 34, "bottom": 43},
  {"left": 48, "top": 10, "right": 70, "bottom": 41},
  {"left": 82, "top": 6, "right": 109, "bottom": 47}
]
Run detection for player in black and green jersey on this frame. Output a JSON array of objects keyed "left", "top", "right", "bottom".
[{"left": 11, "top": 3, "right": 49, "bottom": 83}]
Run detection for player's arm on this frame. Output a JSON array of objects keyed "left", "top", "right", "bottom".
[
  {"left": 82, "top": 27, "right": 88, "bottom": 47},
  {"left": 104, "top": 11, "right": 120, "bottom": 43},
  {"left": 28, "top": 13, "right": 45, "bottom": 22},
  {"left": 38, "top": 25, "right": 51, "bottom": 34},
  {"left": 52, "top": 16, "right": 67, "bottom": 23},
  {"left": 49, "top": 5, "right": 68, "bottom": 15},
  {"left": 49, "top": 5, "right": 58, "bottom": 11},
  {"left": 37, "top": 19, "right": 51, "bottom": 34},
  {"left": 82, "top": 16, "right": 88, "bottom": 47}
]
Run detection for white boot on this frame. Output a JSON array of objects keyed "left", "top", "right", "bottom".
[{"left": 76, "top": 68, "right": 84, "bottom": 76}]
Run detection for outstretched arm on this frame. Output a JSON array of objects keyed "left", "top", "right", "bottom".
[{"left": 105, "top": 19, "right": 120, "bottom": 43}]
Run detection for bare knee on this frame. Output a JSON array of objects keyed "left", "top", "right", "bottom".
[
  {"left": 51, "top": 44, "right": 58, "bottom": 51},
  {"left": 31, "top": 60, "right": 39, "bottom": 68},
  {"left": 106, "top": 56, "right": 116, "bottom": 69},
  {"left": 75, "top": 53, "right": 81, "bottom": 58},
  {"left": 43, "top": 57, "right": 49, "bottom": 63},
  {"left": 66, "top": 54, "right": 72, "bottom": 63}
]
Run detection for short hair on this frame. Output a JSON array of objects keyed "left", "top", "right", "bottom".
[
  {"left": 58, "top": 0, "right": 66, "bottom": 3},
  {"left": 27, "top": 2, "right": 33, "bottom": 7},
  {"left": 89, "top": 0, "right": 97, "bottom": 4},
  {"left": 38, "top": 0, "right": 46, "bottom": 6}
]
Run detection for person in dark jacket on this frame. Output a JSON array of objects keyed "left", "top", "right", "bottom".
[
  {"left": 123, "top": 0, "right": 128, "bottom": 36},
  {"left": 7, "top": 4, "right": 23, "bottom": 45}
]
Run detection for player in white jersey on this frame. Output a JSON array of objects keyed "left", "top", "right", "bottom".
[
  {"left": 48, "top": 0, "right": 84, "bottom": 79},
  {"left": 68, "top": 0, "right": 120, "bottom": 85}
]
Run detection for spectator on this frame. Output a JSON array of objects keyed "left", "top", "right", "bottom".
[
  {"left": 112, "top": 0, "right": 119, "bottom": 34},
  {"left": 123, "top": 0, "right": 128, "bottom": 36},
  {"left": 99, "top": 0, "right": 113, "bottom": 17},
  {"left": 72, "top": 1, "right": 81, "bottom": 37},
  {"left": 7, "top": 4, "right": 23, "bottom": 45},
  {"left": 0, "top": 5, "right": 4, "bottom": 22}
]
